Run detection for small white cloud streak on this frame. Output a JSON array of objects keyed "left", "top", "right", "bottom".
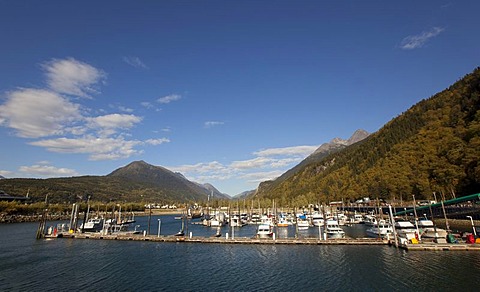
[
  {"left": 123, "top": 56, "right": 148, "bottom": 69},
  {"left": 145, "top": 138, "right": 170, "bottom": 145},
  {"left": 254, "top": 145, "right": 318, "bottom": 157},
  {"left": 19, "top": 164, "right": 78, "bottom": 177},
  {"left": 43, "top": 58, "right": 106, "bottom": 98},
  {"left": 400, "top": 27, "right": 445, "bottom": 50},
  {"left": 204, "top": 121, "right": 225, "bottom": 128},
  {"left": 157, "top": 94, "right": 181, "bottom": 104},
  {"left": 239, "top": 170, "right": 285, "bottom": 183}
]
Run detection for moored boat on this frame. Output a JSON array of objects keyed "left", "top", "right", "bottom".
[{"left": 257, "top": 224, "right": 273, "bottom": 238}]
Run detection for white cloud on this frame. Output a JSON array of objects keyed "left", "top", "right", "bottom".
[
  {"left": 123, "top": 56, "right": 148, "bottom": 69},
  {"left": 157, "top": 94, "right": 181, "bottom": 104},
  {"left": 145, "top": 138, "right": 170, "bottom": 145},
  {"left": 0, "top": 88, "right": 82, "bottom": 138},
  {"left": 230, "top": 157, "right": 273, "bottom": 170},
  {"left": 204, "top": 121, "right": 225, "bottom": 128},
  {"left": 43, "top": 58, "right": 106, "bottom": 97},
  {"left": 400, "top": 27, "right": 445, "bottom": 50},
  {"left": 29, "top": 136, "right": 143, "bottom": 161},
  {"left": 87, "top": 114, "right": 142, "bottom": 130},
  {"left": 254, "top": 145, "right": 318, "bottom": 157},
  {"left": 0, "top": 170, "right": 12, "bottom": 177},
  {"left": 19, "top": 164, "right": 78, "bottom": 177},
  {"left": 239, "top": 170, "right": 284, "bottom": 183}
]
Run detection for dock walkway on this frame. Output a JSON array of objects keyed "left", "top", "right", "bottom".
[{"left": 49, "top": 232, "right": 388, "bottom": 245}]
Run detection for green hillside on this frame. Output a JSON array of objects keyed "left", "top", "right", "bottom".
[
  {"left": 255, "top": 68, "right": 480, "bottom": 205},
  {"left": 0, "top": 161, "right": 224, "bottom": 204}
]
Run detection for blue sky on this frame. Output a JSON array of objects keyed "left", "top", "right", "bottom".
[{"left": 1, "top": 1, "right": 479, "bottom": 196}]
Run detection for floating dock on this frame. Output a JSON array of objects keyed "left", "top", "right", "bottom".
[
  {"left": 47, "top": 232, "right": 388, "bottom": 245},
  {"left": 45, "top": 232, "right": 480, "bottom": 250},
  {"left": 398, "top": 242, "right": 480, "bottom": 251}
]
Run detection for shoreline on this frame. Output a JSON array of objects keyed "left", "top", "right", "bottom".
[{"left": 0, "top": 209, "right": 182, "bottom": 223}]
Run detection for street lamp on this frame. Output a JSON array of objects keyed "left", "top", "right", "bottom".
[
  {"left": 157, "top": 219, "right": 162, "bottom": 237},
  {"left": 466, "top": 216, "right": 476, "bottom": 237}
]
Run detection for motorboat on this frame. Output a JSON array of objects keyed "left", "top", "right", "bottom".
[
  {"left": 80, "top": 217, "right": 104, "bottom": 232},
  {"left": 256, "top": 224, "right": 273, "bottom": 238},
  {"left": 325, "top": 220, "right": 345, "bottom": 239},
  {"left": 394, "top": 220, "right": 418, "bottom": 244},
  {"left": 230, "top": 214, "right": 246, "bottom": 227},
  {"left": 417, "top": 218, "right": 448, "bottom": 239},
  {"left": 277, "top": 216, "right": 291, "bottom": 227},
  {"left": 366, "top": 220, "right": 393, "bottom": 239}
]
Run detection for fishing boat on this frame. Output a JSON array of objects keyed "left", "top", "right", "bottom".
[{"left": 256, "top": 224, "right": 273, "bottom": 238}]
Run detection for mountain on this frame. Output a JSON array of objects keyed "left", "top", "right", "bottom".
[
  {"left": 0, "top": 175, "right": 4, "bottom": 179},
  {"left": 254, "top": 68, "right": 480, "bottom": 204},
  {"left": 0, "top": 161, "right": 228, "bottom": 203},
  {"left": 234, "top": 190, "right": 256, "bottom": 199},
  {"left": 258, "top": 129, "right": 369, "bottom": 193},
  {"left": 107, "top": 160, "right": 230, "bottom": 200},
  {"left": 202, "top": 183, "right": 231, "bottom": 199}
]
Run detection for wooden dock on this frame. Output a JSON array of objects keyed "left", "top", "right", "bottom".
[
  {"left": 48, "top": 232, "right": 388, "bottom": 245},
  {"left": 399, "top": 242, "right": 480, "bottom": 251}
]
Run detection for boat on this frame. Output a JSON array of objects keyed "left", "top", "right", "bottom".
[
  {"left": 277, "top": 217, "right": 291, "bottom": 227},
  {"left": 80, "top": 217, "right": 104, "bottom": 232},
  {"left": 366, "top": 220, "right": 393, "bottom": 239},
  {"left": 325, "top": 220, "right": 345, "bottom": 239},
  {"left": 311, "top": 213, "right": 324, "bottom": 227},
  {"left": 417, "top": 218, "right": 448, "bottom": 239},
  {"left": 394, "top": 220, "right": 418, "bottom": 244},
  {"left": 256, "top": 224, "right": 273, "bottom": 238},
  {"left": 296, "top": 214, "right": 310, "bottom": 229},
  {"left": 250, "top": 213, "right": 261, "bottom": 224},
  {"left": 230, "top": 214, "right": 246, "bottom": 227}
]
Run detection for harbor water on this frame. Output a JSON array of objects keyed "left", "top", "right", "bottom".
[{"left": 1, "top": 215, "right": 480, "bottom": 291}]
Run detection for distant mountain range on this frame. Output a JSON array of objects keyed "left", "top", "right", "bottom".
[{"left": 0, "top": 161, "right": 229, "bottom": 203}]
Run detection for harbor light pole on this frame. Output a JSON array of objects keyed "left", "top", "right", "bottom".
[
  {"left": 157, "top": 219, "right": 162, "bottom": 237},
  {"left": 466, "top": 216, "right": 476, "bottom": 237}
]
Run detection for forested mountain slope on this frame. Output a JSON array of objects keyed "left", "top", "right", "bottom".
[{"left": 255, "top": 68, "right": 480, "bottom": 205}]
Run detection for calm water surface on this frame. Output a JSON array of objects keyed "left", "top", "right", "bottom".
[{"left": 1, "top": 215, "right": 479, "bottom": 291}]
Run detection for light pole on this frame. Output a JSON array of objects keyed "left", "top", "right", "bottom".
[
  {"left": 466, "top": 216, "right": 476, "bottom": 237},
  {"left": 157, "top": 219, "right": 162, "bottom": 237}
]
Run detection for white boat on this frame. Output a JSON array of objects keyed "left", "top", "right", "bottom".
[
  {"left": 250, "top": 214, "right": 261, "bottom": 224},
  {"left": 230, "top": 215, "right": 245, "bottom": 227},
  {"left": 417, "top": 218, "right": 448, "bottom": 239},
  {"left": 80, "top": 218, "right": 104, "bottom": 232},
  {"left": 366, "top": 221, "right": 393, "bottom": 239},
  {"left": 311, "top": 213, "right": 324, "bottom": 227},
  {"left": 352, "top": 213, "right": 364, "bottom": 224},
  {"left": 277, "top": 217, "right": 291, "bottom": 227},
  {"left": 394, "top": 220, "right": 418, "bottom": 244},
  {"left": 325, "top": 220, "right": 345, "bottom": 239},
  {"left": 257, "top": 224, "right": 273, "bottom": 238}
]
